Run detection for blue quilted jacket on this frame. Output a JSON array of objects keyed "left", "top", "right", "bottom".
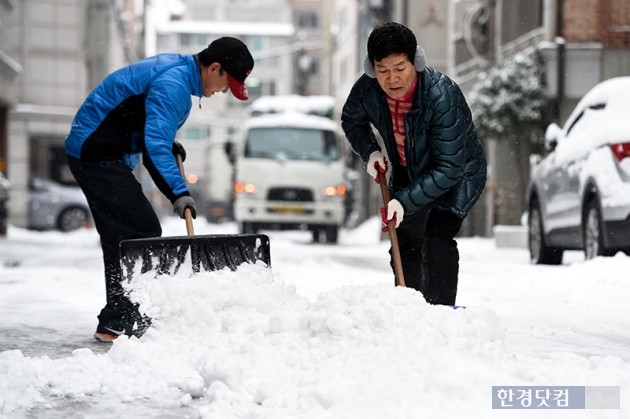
[
  {"left": 65, "top": 53, "right": 203, "bottom": 203},
  {"left": 341, "top": 67, "right": 487, "bottom": 218}
]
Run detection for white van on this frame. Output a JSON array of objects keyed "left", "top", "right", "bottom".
[{"left": 233, "top": 103, "right": 346, "bottom": 244}]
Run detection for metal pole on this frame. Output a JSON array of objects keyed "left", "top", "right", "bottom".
[{"left": 555, "top": 0, "right": 565, "bottom": 121}]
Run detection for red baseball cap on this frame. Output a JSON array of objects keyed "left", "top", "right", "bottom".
[{"left": 200, "top": 37, "right": 254, "bottom": 101}]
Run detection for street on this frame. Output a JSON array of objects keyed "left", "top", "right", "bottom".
[{"left": 1, "top": 218, "right": 629, "bottom": 418}]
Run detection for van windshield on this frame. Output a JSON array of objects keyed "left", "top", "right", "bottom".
[{"left": 245, "top": 127, "right": 339, "bottom": 161}]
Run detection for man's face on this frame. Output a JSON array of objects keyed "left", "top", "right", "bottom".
[
  {"left": 374, "top": 53, "right": 417, "bottom": 99},
  {"left": 203, "top": 63, "right": 229, "bottom": 98}
]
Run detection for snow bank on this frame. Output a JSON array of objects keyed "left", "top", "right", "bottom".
[{"left": 2, "top": 255, "right": 629, "bottom": 418}]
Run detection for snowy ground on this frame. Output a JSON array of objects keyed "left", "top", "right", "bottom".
[{"left": 1, "top": 217, "right": 629, "bottom": 418}]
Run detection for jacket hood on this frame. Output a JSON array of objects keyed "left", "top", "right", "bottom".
[{"left": 363, "top": 46, "right": 426, "bottom": 78}]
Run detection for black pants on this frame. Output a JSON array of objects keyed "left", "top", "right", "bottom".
[
  {"left": 68, "top": 157, "right": 161, "bottom": 331},
  {"left": 392, "top": 208, "right": 463, "bottom": 305}
]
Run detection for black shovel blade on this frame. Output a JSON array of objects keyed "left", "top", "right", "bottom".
[{"left": 120, "top": 234, "right": 271, "bottom": 279}]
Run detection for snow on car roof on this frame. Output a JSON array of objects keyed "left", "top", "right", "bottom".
[
  {"left": 249, "top": 95, "right": 335, "bottom": 115},
  {"left": 243, "top": 111, "right": 339, "bottom": 131},
  {"left": 565, "top": 76, "right": 630, "bottom": 131},
  {"left": 574, "top": 76, "right": 630, "bottom": 107},
  {"left": 555, "top": 77, "right": 630, "bottom": 164}
]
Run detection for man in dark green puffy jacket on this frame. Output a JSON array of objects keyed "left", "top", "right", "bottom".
[{"left": 341, "top": 22, "right": 487, "bottom": 306}]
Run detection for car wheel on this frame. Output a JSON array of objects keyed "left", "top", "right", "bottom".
[
  {"left": 528, "top": 200, "right": 563, "bottom": 265},
  {"left": 325, "top": 225, "right": 339, "bottom": 244},
  {"left": 57, "top": 207, "right": 89, "bottom": 232},
  {"left": 583, "top": 199, "right": 612, "bottom": 259},
  {"left": 312, "top": 228, "right": 321, "bottom": 243},
  {"left": 240, "top": 222, "right": 258, "bottom": 235}
]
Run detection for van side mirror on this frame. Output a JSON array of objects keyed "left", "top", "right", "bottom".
[{"left": 224, "top": 142, "right": 236, "bottom": 165}]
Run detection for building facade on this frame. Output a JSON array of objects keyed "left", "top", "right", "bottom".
[
  {"left": 0, "top": 0, "right": 20, "bottom": 179},
  {"left": 1, "top": 0, "right": 141, "bottom": 228},
  {"left": 3, "top": 0, "right": 89, "bottom": 228},
  {"left": 448, "top": 0, "right": 630, "bottom": 229}
]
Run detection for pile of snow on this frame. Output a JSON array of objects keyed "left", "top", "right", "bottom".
[{"left": 1, "top": 262, "right": 502, "bottom": 417}]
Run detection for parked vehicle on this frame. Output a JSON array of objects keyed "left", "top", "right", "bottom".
[
  {"left": 29, "top": 177, "right": 92, "bottom": 232},
  {"left": 527, "top": 77, "right": 630, "bottom": 264},
  {"left": 233, "top": 96, "right": 347, "bottom": 244}
]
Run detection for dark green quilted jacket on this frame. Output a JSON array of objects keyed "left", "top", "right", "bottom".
[{"left": 341, "top": 66, "right": 487, "bottom": 218}]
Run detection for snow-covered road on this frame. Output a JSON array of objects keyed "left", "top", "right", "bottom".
[{"left": 1, "top": 217, "right": 628, "bottom": 418}]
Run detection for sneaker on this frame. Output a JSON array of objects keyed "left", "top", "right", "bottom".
[
  {"left": 94, "top": 331, "right": 120, "bottom": 343},
  {"left": 94, "top": 324, "right": 127, "bottom": 343}
]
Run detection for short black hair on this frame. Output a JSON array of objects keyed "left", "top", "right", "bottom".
[{"left": 367, "top": 22, "right": 417, "bottom": 64}]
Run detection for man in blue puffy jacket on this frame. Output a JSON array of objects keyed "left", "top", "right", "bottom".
[
  {"left": 342, "top": 23, "right": 486, "bottom": 306},
  {"left": 65, "top": 37, "right": 254, "bottom": 342}
]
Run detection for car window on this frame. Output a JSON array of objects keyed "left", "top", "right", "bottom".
[
  {"left": 30, "top": 178, "right": 49, "bottom": 193},
  {"left": 566, "top": 103, "right": 606, "bottom": 135}
]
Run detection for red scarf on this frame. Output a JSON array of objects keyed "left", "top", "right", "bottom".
[{"left": 386, "top": 77, "right": 417, "bottom": 166}]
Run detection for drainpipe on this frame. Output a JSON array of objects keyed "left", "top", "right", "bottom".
[
  {"left": 555, "top": 0, "right": 565, "bottom": 121},
  {"left": 402, "top": 0, "right": 409, "bottom": 26},
  {"left": 86, "top": 0, "right": 111, "bottom": 90}
]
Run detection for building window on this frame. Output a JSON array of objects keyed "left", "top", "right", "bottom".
[
  {"left": 296, "top": 11, "right": 319, "bottom": 29},
  {"left": 197, "top": 34, "right": 209, "bottom": 48},
  {"left": 501, "top": 0, "right": 544, "bottom": 45},
  {"left": 157, "top": 34, "right": 175, "bottom": 51},
  {"left": 176, "top": 126, "right": 211, "bottom": 141},
  {"left": 180, "top": 33, "right": 192, "bottom": 46}
]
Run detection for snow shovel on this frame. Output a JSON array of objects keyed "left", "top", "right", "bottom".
[
  {"left": 119, "top": 155, "right": 271, "bottom": 280},
  {"left": 378, "top": 171, "right": 406, "bottom": 287}
]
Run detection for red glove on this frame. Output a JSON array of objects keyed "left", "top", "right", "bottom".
[
  {"left": 380, "top": 199, "right": 404, "bottom": 232},
  {"left": 367, "top": 152, "right": 388, "bottom": 183}
]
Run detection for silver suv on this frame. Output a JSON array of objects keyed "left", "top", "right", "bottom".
[
  {"left": 29, "top": 177, "right": 92, "bottom": 232},
  {"left": 527, "top": 77, "right": 630, "bottom": 264}
]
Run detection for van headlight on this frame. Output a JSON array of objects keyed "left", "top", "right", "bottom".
[
  {"left": 235, "top": 181, "right": 256, "bottom": 194},
  {"left": 323, "top": 184, "right": 346, "bottom": 198}
]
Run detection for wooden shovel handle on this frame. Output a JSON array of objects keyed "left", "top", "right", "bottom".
[
  {"left": 378, "top": 172, "right": 406, "bottom": 287},
  {"left": 183, "top": 209, "right": 195, "bottom": 236},
  {"left": 175, "top": 153, "right": 195, "bottom": 236}
]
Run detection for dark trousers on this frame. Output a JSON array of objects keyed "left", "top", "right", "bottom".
[
  {"left": 68, "top": 157, "right": 161, "bottom": 331},
  {"left": 392, "top": 208, "right": 463, "bottom": 305}
]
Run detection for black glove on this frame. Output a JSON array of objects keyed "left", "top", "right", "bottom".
[
  {"left": 172, "top": 141, "right": 186, "bottom": 162},
  {"left": 173, "top": 195, "right": 196, "bottom": 219}
]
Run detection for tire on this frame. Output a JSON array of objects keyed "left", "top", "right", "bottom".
[
  {"left": 528, "top": 200, "right": 563, "bottom": 265},
  {"left": 583, "top": 199, "right": 613, "bottom": 259},
  {"left": 312, "top": 228, "right": 321, "bottom": 243},
  {"left": 312, "top": 226, "right": 339, "bottom": 244},
  {"left": 325, "top": 225, "right": 339, "bottom": 244},
  {"left": 240, "top": 222, "right": 258, "bottom": 235},
  {"left": 57, "top": 207, "right": 89, "bottom": 232}
]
